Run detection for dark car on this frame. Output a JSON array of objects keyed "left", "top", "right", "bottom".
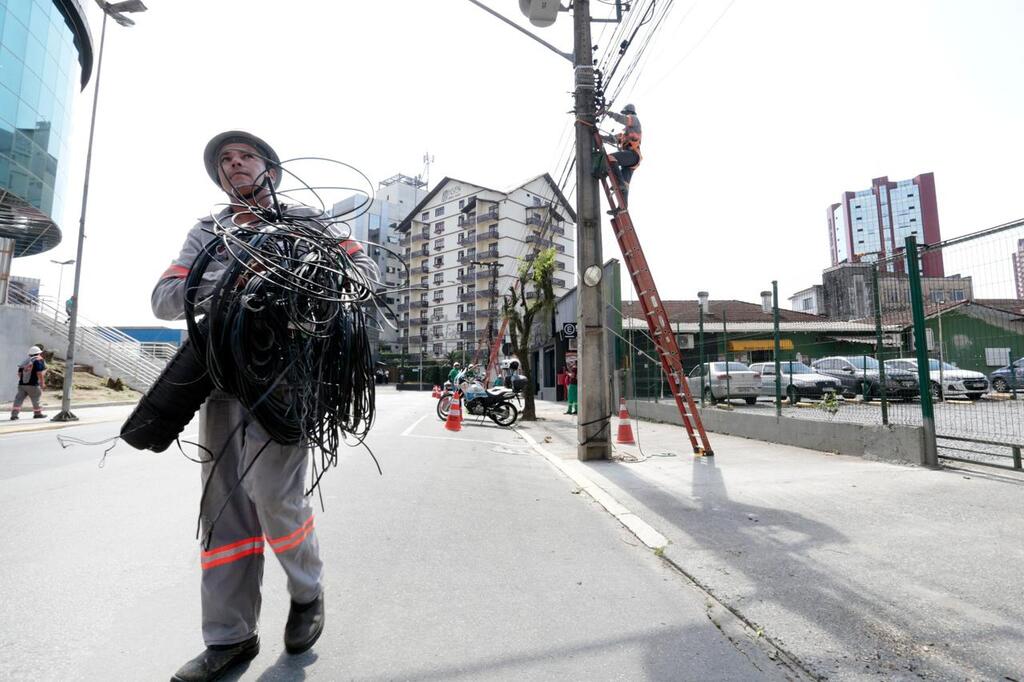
[
  {"left": 811, "top": 356, "right": 919, "bottom": 400},
  {"left": 988, "top": 358, "right": 1024, "bottom": 393},
  {"left": 749, "top": 361, "right": 841, "bottom": 403}
]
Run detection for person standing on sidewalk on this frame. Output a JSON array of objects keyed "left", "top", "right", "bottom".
[
  {"left": 151, "top": 130, "right": 378, "bottom": 682},
  {"left": 10, "top": 345, "right": 46, "bottom": 420},
  {"left": 564, "top": 363, "right": 578, "bottom": 415}
]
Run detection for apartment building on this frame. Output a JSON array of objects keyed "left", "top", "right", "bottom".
[
  {"left": 331, "top": 173, "right": 428, "bottom": 355},
  {"left": 396, "top": 174, "right": 576, "bottom": 360}
]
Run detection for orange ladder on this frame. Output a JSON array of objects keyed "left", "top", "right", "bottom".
[{"left": 594, "top": 131, "right": 714, "bottom": 455}]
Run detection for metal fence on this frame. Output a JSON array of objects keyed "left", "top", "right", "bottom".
[{"left": 621, "top": 218, "right": 1024, "bottom": 472}]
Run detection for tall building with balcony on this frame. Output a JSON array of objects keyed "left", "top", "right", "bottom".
[
  {"left": 0, "top": 0, "right": 92, "bottom": 377},
  {"left": 396, "top": 174, "right": 576, "bottom": 361},
  {"left": 827, "top": 173, "right": 944, "bottom": 277},
  {"left": 331, "top": 173, "right": 428, "bottom": 355}
]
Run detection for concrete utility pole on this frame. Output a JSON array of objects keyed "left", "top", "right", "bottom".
[{"left": 573, "top": 0, "right": 610, "bottom": 460}]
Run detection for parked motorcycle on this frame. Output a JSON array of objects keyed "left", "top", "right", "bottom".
[{"left": 436, "top": 365, "right": 519, "bottom": 426}]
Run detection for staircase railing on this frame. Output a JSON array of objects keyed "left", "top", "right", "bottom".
[{"left": 7, "top": 290, "right": 167, "bottom": 389}]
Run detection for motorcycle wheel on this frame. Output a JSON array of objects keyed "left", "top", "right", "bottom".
[
  {"left": 436, "top": 395, "right": 453, "bottom": 421},
  {"left": 489, "top": 402, "right": 519, "bottom": 427}
]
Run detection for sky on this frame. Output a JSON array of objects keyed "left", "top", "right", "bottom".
[{"left": 11, "top": 0, "right": 1024, "bottom": 326}]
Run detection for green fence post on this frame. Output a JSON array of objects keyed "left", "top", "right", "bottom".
[
  {"left": 698, "top": 301, "right": 706, "bottom": 406},
  {"left": 872, "top": 264, "right": 888, "bottom": 425},
  {"left": 772, "top": 281, "right": 781, "bottom": 416},
  {"left": 723, "top": 309, "right": 731, "bottom": 403},
  {"left": 906, "top": 235, "right": 939, "bottom": 468}
]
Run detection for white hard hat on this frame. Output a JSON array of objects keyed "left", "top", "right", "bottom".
[{"left": 28, "top": 346, "right": 42, "bottom": 355}]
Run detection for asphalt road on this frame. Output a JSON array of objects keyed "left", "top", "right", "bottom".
[{"left": 0, "top": 393, "right": 791, "bottom": 681}]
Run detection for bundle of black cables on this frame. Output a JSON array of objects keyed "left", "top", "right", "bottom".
[{"left": 181, "top": 203, "right": 377, "bottom": 461}]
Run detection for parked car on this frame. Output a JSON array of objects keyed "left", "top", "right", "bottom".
[
  {"left": 987, "top": 358, "right": 1024, "bottom": 393},
  {"left": 884, "top": 358, "right": 988, "bottom": 400},
  {"left": 811, "top": 356, "right": 919, "bottom": 400},
  {"left": 686, "top": 362, "right": 761, "bottom": 405},
  {"left": 748, "top": 361, "right": 842, "bottom": 404}
]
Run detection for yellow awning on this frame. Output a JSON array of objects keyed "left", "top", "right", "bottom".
[{"left": 728, "top": 339, "right": 794, "bottom": 351}]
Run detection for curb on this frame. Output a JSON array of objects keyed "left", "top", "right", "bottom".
[
  {"left": 514, "top": 422, "right": 816, "bottom": 681},
  {"left": 0, "top": 401, "right": 137, "bottom": 436}
]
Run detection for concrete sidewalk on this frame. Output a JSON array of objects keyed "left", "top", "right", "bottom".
[
  {"left": 0, "top": 401, "right": 138, "bottom": 436},
  {"left": 515, "top": 399, "right": 1024, "bottom": 681}
]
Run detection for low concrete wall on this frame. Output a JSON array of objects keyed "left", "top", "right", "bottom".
[
  {"left": 631, "top": 400, "right": 924, "bottom": 465},
  {"left": 0, "top": 306, "right": 35, "bottom": 395}
]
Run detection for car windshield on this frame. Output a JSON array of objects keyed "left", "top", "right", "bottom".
[
  {"left": 711, "top": 362, "right": 750, "bottom": 372},
  {"left": 779, "top": 362, "right": 814, "bottom": 374},
  {"left": 847, "top": 357, "right": 879, "bottom": 370},
  {"left": 926, "top": 359, "right": 956, "bottom": 371}
]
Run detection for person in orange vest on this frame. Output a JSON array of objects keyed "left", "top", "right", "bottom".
[{"left": 600, "top": 103, "right": 642, "bottom": 208}]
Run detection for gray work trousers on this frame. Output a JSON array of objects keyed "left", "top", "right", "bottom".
[
  {"left": 197, "top": 393, "right": 323, "bottom": 646},
  {"left": 12, "top": 385, "right": 42, "bottom": 412}
]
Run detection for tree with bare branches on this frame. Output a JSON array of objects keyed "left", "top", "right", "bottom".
[{"left": 502, "top": 247, "right": 557, "bottom": 421}]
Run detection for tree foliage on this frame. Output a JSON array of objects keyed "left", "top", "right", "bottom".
[{"left": 502, "top": 247, "right": 557, "bottom": 420}]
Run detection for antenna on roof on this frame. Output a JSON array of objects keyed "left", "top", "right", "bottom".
[{"left": 419, "top": 152, "right": 435, "bottom": 189}]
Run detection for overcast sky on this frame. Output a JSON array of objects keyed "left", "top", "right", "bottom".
[{"left": 11, "top": 0, "right": 1024, "bottom": 325}]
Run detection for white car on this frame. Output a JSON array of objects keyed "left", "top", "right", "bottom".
[
  {"left": 883, "top": 358, "right": 988, "bottom": 400},
  {"left": 748, "top": 361, "right": 841, "bottom": 404},
  {"left": 686, "top": 362, "right": 761, "bottom": 405}
]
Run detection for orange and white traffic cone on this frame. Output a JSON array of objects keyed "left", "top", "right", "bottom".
[
  {"left": 616, "top": 397, "right": 635, "bottom": 445},
  {"left": 445, "top": 393, "right": 463, "bottom": 432}
]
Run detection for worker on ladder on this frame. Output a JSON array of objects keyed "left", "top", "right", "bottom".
[{"left": 599, "top": 103, "right": 642, "bottom": 208}]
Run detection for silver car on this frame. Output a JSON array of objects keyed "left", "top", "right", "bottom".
[
  {"left": 884, "top": 358, "right": 988, "bottom": 400},
  {"left": 687, "top": 362, "right": 761, "bottom": 405},
  {"left": 748, "top": 361, "right": 841, "bottom": 404}
]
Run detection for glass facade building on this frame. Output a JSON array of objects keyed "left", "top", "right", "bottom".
[
  {"left": 827, "top": 173, "right": 944, "bottom": 278},
  {"left": 0, "top": 0, "right": 91, "bottom": 259}
]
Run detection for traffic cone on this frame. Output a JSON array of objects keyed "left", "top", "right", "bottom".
[
  {"left": 445, "top": 393, "right": 463, "bottom": 432},
  {"left": 616, "top": 397, "right": 635, "bottom": 445}
]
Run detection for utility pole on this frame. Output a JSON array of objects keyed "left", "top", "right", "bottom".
[
  {"left": 573, "top": 0, "right": 610, "bottom": 460},
  {"left": 472, "top": 259, "right": 503, "bottom": 384}
]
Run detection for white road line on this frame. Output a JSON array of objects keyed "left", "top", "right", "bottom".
[
  {"left": 515, "top": 427, "right": 668, "bottom": 551},
  {"left": 400, "top": 413, "right": 516, "bottom": 447}
]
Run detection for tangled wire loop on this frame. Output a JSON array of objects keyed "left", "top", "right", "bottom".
[{"left": 183, "top": 202, "right": 377, "bottom": 457}]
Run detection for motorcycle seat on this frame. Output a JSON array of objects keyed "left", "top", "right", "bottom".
[{"left": 486, "top": 387, "right": 512, "bottom": 397}]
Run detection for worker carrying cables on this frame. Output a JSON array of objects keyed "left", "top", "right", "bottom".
[
  {"left": 599, "top": 103, "right": 642, "bottom": 208},
  {"left": 151, "top": 130, "right": 379, "bottom": 682}
]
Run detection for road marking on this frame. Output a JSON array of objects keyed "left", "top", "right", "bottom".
[
  {"left": 400, "top": 413, "right": 517, "bottom": 447},
  {"left": 515, "top": 427, "right": 668, "bottom": 551}
]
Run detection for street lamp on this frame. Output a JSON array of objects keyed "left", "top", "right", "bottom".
[
  {"left": 53, "top": 0, "right": 147, "bottom": 422},
  {"left": 698, "top": 291, "right": 708, "bottom": 406},
  {"left": 49, "top": 259, "right": 75, "bottom": 324}
]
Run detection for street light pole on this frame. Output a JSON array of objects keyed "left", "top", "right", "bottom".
[{"left": 53, "top": 0, "right": 147, "bottom": 422}]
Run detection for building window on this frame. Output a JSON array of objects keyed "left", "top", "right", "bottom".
[
  {"left": 952, "top": 290, "right": 965, "bottom": 301},
  {"left": 434, "top": 207, "right": 445, "bottom": 217},
  {"left": 909, "top": 218, "right": 917, "bottom": 222},
  {"left": 421, "top": 211, "right": 429, "bottom": 221},
  {"left": 434, "top": 221, "right": 445, "bottom": 234},
  {"left": 434, "top": 256, "right": 444, "bottom": 267},
  {"left": 458, "top": 199, "right": 465, "bottom": 209},
  {"left": 433, "top": 343, "right": 443, "bottom": 355},
  {"left": 433, "top": 274, "right": 443, "bottom": 284},
  {"left": 434, "top": 238, "right": 444, "bottom": 250}
]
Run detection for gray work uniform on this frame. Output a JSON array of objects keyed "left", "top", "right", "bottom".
[{"left": 152, "top": 207, "right": 378, "bottom": 646}]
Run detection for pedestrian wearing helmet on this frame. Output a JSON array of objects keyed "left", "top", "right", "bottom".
[
  {"left": 600, "top": 103, "right": 642, "bottom": 208},
  {"left": 153, "top": 131, "right": 379, "bottom": 682},
  {"left": 10, "top": 345, "right": 46, "bottom": 420}
]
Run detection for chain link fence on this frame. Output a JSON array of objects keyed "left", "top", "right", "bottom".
[{"left": 620, "top": 219, "right": 1024, "bottom": 472}]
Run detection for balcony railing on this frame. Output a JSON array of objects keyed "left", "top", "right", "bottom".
[
  {"left": 457, "top": 272, "right": 475, "bottom": 284},
  {"left": 476, "top": 228, "right": 498, "bottom": 241},
  {"left": 477, "top": 246, "right": 498, "bottom": 259},
  {"left": 419, "top": 334, "right": 429, "bottom": 343},
  {"left": 411, "top": 300, "right": 428, "bottom": 309},
  {"left": 419, "top": 263, "right": 429, "bottom": 274},
  {"left": 475, "top": 269, "right": 493, "bottom": 280},
  {"left": 418, "top": 246, "right": 429, "bottom": 256},
  {"left": 555, "top": 260, "right": 567, "bottom": 270},
  {"left": 475, "top": 288, "right": 499, "bottom": 299},
  {"left": 459, "top": 291, "right": 477, "bottom": 302},
  {"left": 526, "top": 234, "right": 553, "bottom": 247},
  {"left": 553, "top": 277, "right": 566, "bottom": 288},
  {"left": 526, "top": 214, "right": 544, "bottom": 227},
  {"left": 550, "top": 224, "right": 566, "bottom": 236},
  {"left": 476, "top": 208, "right": 498, "bottom": 223},
  {"left": 459, "top": 311, "right": 476, "bottom": 321},
  {"left": 419, "top": 229, "right": 430, "bottom": 239},
  {"left": 457, "top": 253, "right": 477, "bottom": 264},
  {"left": 397, "top": 302, "right": 410, "bottom": 313}
]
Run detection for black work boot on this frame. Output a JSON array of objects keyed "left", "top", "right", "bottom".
[
  {"left": 171, "top": 635, "right": 259, "bottom": 682},
  {"left": 284, "top": 593, "right": 325, "bottom": 654}
]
